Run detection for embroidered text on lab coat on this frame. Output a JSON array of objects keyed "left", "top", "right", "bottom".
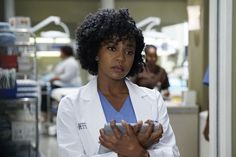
[{"left": 78, "top": 122, "right": 87, "bottom": 130}]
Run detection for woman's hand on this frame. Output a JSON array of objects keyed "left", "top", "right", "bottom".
[
  {"left": 99, "top": 120, "right": 148, "bottom": 157},
  {"left": 49, "top": 76, "right": 60, "bottom": 83},
  {"left": 133, "top": 120, "right": 163, "bottom": 148}
]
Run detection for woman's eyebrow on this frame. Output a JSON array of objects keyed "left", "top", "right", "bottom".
[
  {"left": 126, "top": 43, "right": 136, "bottom": 48},
  {"left": 101, "top": 41, "right": 116, "bottom": 46}
]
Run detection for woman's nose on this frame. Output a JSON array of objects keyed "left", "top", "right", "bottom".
[{"left": 116, "top": 51, "right": 125, "bottom": 62}]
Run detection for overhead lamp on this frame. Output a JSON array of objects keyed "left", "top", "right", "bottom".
[
  {"left": 31, "top": 16, "right": 70, "bottom": 38},
  {"left": 136, "top": 17, "right": 161, "bottom": 30},
  {"left": 187, "top": 5, "right": 201, "bottom": 31},
  {"left": 35, "top": 51, "right": 61, "bottom": 57},
  {"left": 137, "top": 17, "right": 177, "bottom": 56},
  {"left": 29, "top": 37, "right": 71, "bottom": 44}
]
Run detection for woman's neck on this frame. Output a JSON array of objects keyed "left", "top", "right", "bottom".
[
  {"left": 97, "top": 76, "right": 128, "bottom": 96},
  {"left": 146, "top": 63, "right": 156, "bottom": 72}
]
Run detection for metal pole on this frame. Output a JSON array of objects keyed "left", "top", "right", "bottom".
[
  {"left": 101, "top": 0, "right": 114, "bottom": 9},
  {"left": 4, "top": 0, "right": 15, "bottom": 21}
]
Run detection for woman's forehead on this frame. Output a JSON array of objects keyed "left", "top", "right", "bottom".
[{"left": 102, "top": 36, "right": 136, "bottom": 45}]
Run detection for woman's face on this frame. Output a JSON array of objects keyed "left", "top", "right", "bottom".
[
  {"left": 97, "top": 39, "right": 136, "bottom": 81},
  {"left": 145, "top": 47, "right": 158, "bottom": 66},
  {"left": 60, "top": 51, "right": 66, "bottom": 59}
]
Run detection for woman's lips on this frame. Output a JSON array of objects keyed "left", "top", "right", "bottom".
[{"left": 111, "top": 66, "right": 124, "bottom": 73}]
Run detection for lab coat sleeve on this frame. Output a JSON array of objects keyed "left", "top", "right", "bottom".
[
  {"left": 57, "top": 96, "right": 118, "bottom": 157},
  {"left": 147, "top": 91, "right": 180, "bottom": 157}
]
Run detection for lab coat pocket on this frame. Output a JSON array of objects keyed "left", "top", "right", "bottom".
[{"left": 77, "top": 121, "right": 98, "bottom": 155}]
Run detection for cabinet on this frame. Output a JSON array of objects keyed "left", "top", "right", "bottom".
[
  {"left": 0, "top": 26, "right": 39, "bottom": 157},
  {"left": 0, "top": 98, "right": 39, "bottom": 157},
  {"left": 167, "top": 103, "right": 199, "bottom": 157}
]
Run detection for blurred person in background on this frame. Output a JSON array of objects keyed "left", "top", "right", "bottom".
[
  {"left": 49, "top": 45, "right": 81, "bottom": 87},
  {"left": 40, "top": 45, "right": 81, "bottom": 122},
  {"left": 130, "top": 44, "right": 170, "bottom": 98}
]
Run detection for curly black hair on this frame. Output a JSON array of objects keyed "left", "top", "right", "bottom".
[{"left": 76, "top": 8, "right": 145, "bottom": 76}]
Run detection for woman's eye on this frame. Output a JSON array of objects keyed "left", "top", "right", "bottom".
[
  {"left": 126, "top": 50, "right": 135, "bottom": 55},
  {"left": 107, "top": 47, "right": 116, "bottom": 52}
]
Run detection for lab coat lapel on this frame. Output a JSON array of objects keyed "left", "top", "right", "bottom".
[
  {"left": 80, "top": 77, "right": 106, "bottom": 151},
  {"left": 125, "top": 79, "right": 151, "bottom": 121}
]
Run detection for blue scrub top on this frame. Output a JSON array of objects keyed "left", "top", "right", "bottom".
[{"left": 98, "top": 91, "right": 137, "bottom": 123}]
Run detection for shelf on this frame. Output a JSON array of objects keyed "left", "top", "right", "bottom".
[
  {"left": 0, "top": 28, "right": 39, "bottom": 157},
  {"left": 17, "top": 72, "right": 36, "bottom": 76},
  {"left": 0, "top": 141, "right": 37, "bottom": 157},
  {"left": 0, "top": 28, "right": 32, "bottom": 33},
  {"left": 0, "top": 140, "right": 36, "bottom": 147},
  {"left": 14, "top": 42, "right": 36, "bottom": 46},
  {"left": 0, "top": 97, "right": 38, "bottom": 104}
]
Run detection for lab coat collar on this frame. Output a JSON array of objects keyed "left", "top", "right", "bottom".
[
  {"left": 125, "top": 78, "right": 151, "bottom": 122},
  {"left": 81, "top": 76, "right": 151, "bottom": 122},
  {"left": 81, "top": 76, "right": 147, "bottom": 100}
]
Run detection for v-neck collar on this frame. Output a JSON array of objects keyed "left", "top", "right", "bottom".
[{"left": 98, "top": 90, "right": 129, "bottom": 112}]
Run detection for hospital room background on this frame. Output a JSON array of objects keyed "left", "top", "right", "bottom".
[{"left": 0, "top": 0, "right": 235, "bottom": 157}]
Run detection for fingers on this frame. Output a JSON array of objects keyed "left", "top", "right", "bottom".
[
  {"left": 100, "top": 128, "right": 112, "bottom": 142},
  {"left": 133, "top": 121, "right": 143, "bottom": 134},
  {"left": 158, "top": 124, "right": 163, "bottom": 134},
  {"left": 110, "top": 120, "right": 122, "bottom": 139},
  {"left": 99, "top": 129, "right": 114, "bottom": 149},
  {"left": 149, "top": 124, "right": 163, "bottom": 144},
  {"left": 99, "top": 124, "right": 123, "bottom": 152},
  {"left": 100, "top": 120, "right": 143, "bottom": 155},
  {"left": 153, "top": 124, "right": 163, "bottom": 138},
  {"left": 145, "top": 121, "right": 154, "bottom": 137},
  {"left": 121, "top": 120, "right": 135, "bottom": 136},
  {"left": 145, "top": 119, "right": 153, "bottom": 124}
]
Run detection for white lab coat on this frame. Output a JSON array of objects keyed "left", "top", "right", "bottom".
[
  {"left": 53, "top": 56, "right": 81, "bottom": 87},
  {"left": 57, "top": 77, "right": 180, "bottom": 157}
]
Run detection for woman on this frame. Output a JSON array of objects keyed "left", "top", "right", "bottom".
[
  {"left": 57, "top": 8, "right": 180, "bottom": 157},
  {"left": 49, "top": 45, "right": 81, "bottom": 87},
  {"left": 40, "top": 45, "right": 81, "bottom": 122},
  {"left": 130, "top": 45, "right": 170, "bottom": 98}
]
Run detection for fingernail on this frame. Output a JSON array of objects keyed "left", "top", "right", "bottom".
[
  {"left": 110, "top": 120, "right": 115, "bottom": 125},
  {"left": 121, "top": 120, "right": 126, "bottom": 124},
  {"left": 138, "top": 120, "right": 143, "bottom": 124}
]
